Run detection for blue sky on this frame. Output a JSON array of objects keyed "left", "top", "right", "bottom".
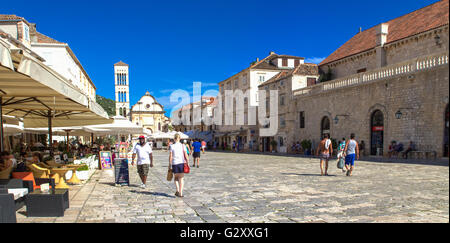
[{"left": 1, "top": 0, "right": 439, "bottom": 116}]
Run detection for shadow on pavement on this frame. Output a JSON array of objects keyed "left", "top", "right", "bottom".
[
  {"left": 207, "top": 151, "right": 449, "bottom": 167},
  {"left": 99, "top": 182, "right": 140, "bottom": 188},
  {"left": 129, "top": 190, "right": 175, "bottom": 198},
  {"left": 281, "top": 173, "right": 337, "bottom": 177}
]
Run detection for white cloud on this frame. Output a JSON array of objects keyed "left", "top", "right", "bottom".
[{"left": 305, "top": 57, "right": 326, "bottom": 64}]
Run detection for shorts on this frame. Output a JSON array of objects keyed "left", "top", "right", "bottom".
[
  {"left": 137, "top": 164, "right": 149, "bottom": 176},
  {"left": 172, "top": 164, "right": 184, "bottom": 174},
  {"left": 321, "top": 153, "right": 330, "bottom": 160},
  {"left": 193, "top": 152, "right": 201, "bottom": 158},
  {"left": 345, "top": 154, "right": 356, "bottom": 166}
]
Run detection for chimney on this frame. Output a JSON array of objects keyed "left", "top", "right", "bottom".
[
  {"left": 359, "top": 27, "right": 362, "bottom": 33},
  {"left": 269, "top": 51, "right": 275, "bottom": 55},
  {"left": 375, "top": 23, "right": 389, "bottom": 68},
  {"left": 256, "top": 58, "right": 260, "bottom": 62},
  {"left": 376, "top": 23, "right": 389, "bottom": 46}
]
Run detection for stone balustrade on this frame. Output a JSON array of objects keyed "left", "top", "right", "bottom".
[{"left": 293, "top": 52, "right": 449, "bottom": 97}]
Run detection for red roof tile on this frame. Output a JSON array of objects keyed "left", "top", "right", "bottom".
[
  {"left": 35, "top": 31, "right": 65, "bottom": 44},
  {"left": 114, "top": 61, "right": 129, "bottom": 66},
  {"left": 320, "top": 0, "right": 449, "bottom": 66}
]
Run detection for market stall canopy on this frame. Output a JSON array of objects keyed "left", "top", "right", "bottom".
[{"left": 0, "top": 38, "right": 111, "bottom": 128}]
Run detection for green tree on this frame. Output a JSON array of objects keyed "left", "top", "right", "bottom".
[{"left": 96, "top": 95, "right": 116, "bottom": 117}]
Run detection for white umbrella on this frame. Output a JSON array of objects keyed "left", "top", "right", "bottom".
[
  {"left": 3, "top": 123, "right": 23, "bottom": 135},
  {"left": 85, "top": 116, "right": 146, "bottom": 135},
  {"left": 0, "top": 37, "right": 111, "bottom": 152}
]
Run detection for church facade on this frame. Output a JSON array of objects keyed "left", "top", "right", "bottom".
[{"left": 130, "top": 91, "right": 171, "bottom": 133}]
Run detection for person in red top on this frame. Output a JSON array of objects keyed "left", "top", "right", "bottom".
[{"left": 201, "top": 140, "right": 207, "bottom": 154}]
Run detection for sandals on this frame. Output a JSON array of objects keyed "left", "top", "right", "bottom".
[{"left": 175, "top": 192, "right": 184, "bottom": 198}]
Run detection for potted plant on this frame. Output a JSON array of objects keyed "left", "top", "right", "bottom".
[
  {"left": 270, "top": 140, "right": 278, "bottom": 153},
  {"left": 301, "top": 140, "right": 312, "bottom": 155},
  {"left": 76, "top": 164, "right": 90, "bottom": 181}
]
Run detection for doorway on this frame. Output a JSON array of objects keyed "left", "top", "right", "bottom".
[
  {"left": 370, "top": 110, "right": 384, "bottom": 156},
  {"left": 321, "top": 116, "right": 330, "bottom": 139},
  {"left": 444, "top": 104, "right": 449, "bottom": 157}
]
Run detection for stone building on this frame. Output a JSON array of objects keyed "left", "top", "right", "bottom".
[
  {"left": 0, "top": 15, "right": 97, "bottom": 101},
  {"left": 216, "top": 52, "right": 306, "bottom": 151},
  {"left": 130, "top": 91, "right": 171, "bottom": 133},
  {"left": 258, "top": 63, "right": 319, "bottom": 153},
  {"left": 287, "top": 0, "right": 449, "bottom": 157},
  {"left": 172, "top": 96, "right": 216, "bottom": 133}
]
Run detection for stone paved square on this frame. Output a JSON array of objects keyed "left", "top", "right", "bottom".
[{"left": 17, "top": 151, "right": 449, "bottom": 223}]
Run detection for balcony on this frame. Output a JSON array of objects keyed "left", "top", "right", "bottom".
[{"left": 293, "top": 52, "right": 449, "bottom": 97}]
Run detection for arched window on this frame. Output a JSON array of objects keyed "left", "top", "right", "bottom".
[
  {"left": 119, "top": 108, "right": 123, "bottom": 117},
  {"left": 158, "top": 122, "right": 161, "bottom": 131},
  {"left": 123, "top": 108, "right": 127, "bottom": 117},
  {"left": 321, "top": 116, "right": 330, "bottom": 139}
]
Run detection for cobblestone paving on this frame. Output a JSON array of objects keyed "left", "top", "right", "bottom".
[{"left": 17, "top": 151, "right": 449, "bottom": 223}]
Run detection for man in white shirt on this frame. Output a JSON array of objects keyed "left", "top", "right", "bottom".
[{"left": 132, "top": 136, "right": 153, "bottom": 188}]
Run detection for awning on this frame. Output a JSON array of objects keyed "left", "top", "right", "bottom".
[
  {"left": 0, "top": 52, "right": 110, "bottom": 127},
  {"left": 3, "top": 124, "right": 23, "bottom": 135},
  {"left": 0, "top": 36, "right": 111, "bottom": 151}
]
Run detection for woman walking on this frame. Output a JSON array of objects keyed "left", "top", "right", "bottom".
[{"left": 169, "top": 134, "right": 189, "bottom": 197}]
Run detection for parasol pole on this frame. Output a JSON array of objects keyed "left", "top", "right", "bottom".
[{"left": 0, "top": 97, "right": 4, "bottom": 152}]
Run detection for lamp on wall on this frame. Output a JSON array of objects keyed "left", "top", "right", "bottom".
[
  {"left": 334, "top": 114, "right": 350, "bottom": 124},
  {"left": 395, "top": 108, "right": 413, "bottom": 119}
]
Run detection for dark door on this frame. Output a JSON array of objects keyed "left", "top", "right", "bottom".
[
  {"left": 371, "top": 110, "right": 384, "bottom": 156},
  {"left": 321, "top": 117, "right": 330, "bottom": 139},
  {"left": 444, "top": 104, "right": 449, "bottom": 157}
]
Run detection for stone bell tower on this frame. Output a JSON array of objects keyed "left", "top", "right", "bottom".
[{"left": 114, "top": 61, "right": 130, "bottom": 120}]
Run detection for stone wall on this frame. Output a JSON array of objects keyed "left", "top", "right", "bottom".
[
  {"left": 321, "top": 26, "right": 449, "bottom": 80},
  {"left": 290, "top": 64, "right": 449, "bottom": 157},
  {"left": 385, "top": 26, "right": 449, "bottom": 65}
]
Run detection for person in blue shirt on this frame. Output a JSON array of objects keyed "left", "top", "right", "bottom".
[{"left": 192, "top": 139, "right": 202, "bottom": 168}]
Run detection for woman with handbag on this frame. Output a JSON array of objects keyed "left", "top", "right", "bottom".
[{"left": 169, "top": 133, "right": 190, "bottom": 198}]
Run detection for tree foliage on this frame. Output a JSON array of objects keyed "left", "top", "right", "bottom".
[{"left": 96, "top": 95, "right": 116, "bottom": 117}]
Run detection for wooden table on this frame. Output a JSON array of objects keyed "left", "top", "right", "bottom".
[
  {"left": 50, "top": 168, "right": 70, "bottom": 189},
  {"left": 66, "top": 165, "right": 83, "bottom": 185}
]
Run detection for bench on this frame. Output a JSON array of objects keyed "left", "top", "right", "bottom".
[{"left": 408, "top": 151, "right": 437, "bottom": 160}]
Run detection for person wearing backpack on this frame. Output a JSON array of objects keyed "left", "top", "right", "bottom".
[
  {"left": 337, "top": 138, "right": 346, "bottom": 173},
  {"left": 344, "top": 133, "right": 360, "bottom": 177},
  {"left": 316, "top": 134, "right": 333, "bottom": 176}
]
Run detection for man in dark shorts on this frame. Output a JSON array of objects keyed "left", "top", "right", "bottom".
[
  {"left": 132, "top": 136, "right": 153, "bottom": 188},
  {"left": 316, "top": 134, "right": 333, "bottom": 176},
  {"left": 192, "top": 139, "right": 202, "bottom": 168}
]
